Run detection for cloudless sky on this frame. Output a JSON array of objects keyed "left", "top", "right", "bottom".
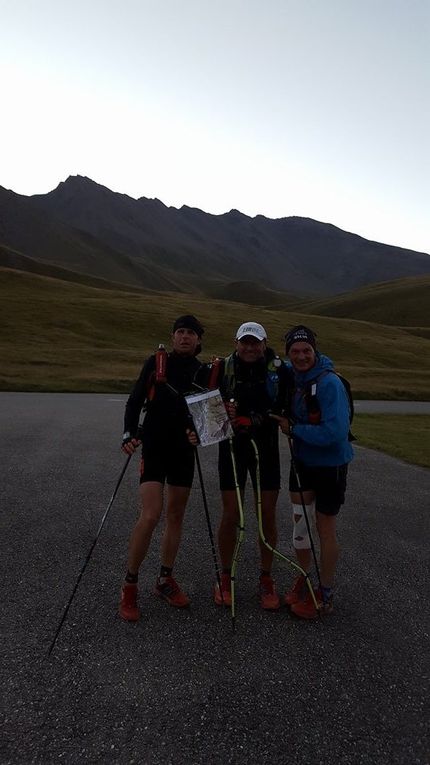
[{"left": 1, "top": 0, "right": 429, "bottom": 252}]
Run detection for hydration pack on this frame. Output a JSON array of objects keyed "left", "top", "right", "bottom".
[{"left": 222, "top": 352, "right": 282, "bottom": 402}]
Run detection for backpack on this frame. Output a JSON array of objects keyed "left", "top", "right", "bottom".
[{"left": 301, "top": 370, "right": 356, "bottom": 442}]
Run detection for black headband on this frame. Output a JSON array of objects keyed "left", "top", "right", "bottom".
[{"left": 173, "top": 314, "right": 204, "bottom": 337}]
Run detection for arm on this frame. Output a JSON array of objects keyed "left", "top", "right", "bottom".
[{"left": 122, "top": 357, "right": 153, "bottom": 449}]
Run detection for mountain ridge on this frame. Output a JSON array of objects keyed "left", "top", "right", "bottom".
[{"left": 0, "top": 175, "right": 428, "bottom": 296}]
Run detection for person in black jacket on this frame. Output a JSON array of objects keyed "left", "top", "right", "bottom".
[{"left": 119, "top": 315, "right": 203, "bottom": 621}]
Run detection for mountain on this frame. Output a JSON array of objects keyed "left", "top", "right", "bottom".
[{"left": 0, "top": 175, "right": 429, "bottom": 296}]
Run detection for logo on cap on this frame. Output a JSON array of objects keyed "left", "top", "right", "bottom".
[{"left": 236, "top": 322, "right": 267, "bottom": 341}]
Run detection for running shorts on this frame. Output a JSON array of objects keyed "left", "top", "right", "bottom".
[
  {"left": 289, "top": 462, "right": 348, "bottom": 516},
  {"left": 139, "top": 439, "right": 195, "bottom": 487},
  {"left": 218, "top": 434, "right": 280, "bottom": 492}
]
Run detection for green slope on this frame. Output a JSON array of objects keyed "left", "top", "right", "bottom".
[
  {"left": 1, "top": 267, "right": 430, "bottom": 398},
  {"left": 297, "top": 275, "right": 430, "bottom": 326}
]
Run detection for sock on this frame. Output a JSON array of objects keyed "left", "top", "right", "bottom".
[
  {"left": 321, "top": 585, "right": 333, "bottom": 603},
  {"left": 125, "top": 570, "right": 138, "bottom": 584},
  {"left": 222, "top": 568, "right": 231, "bottom": 575},
  {"left": 260, "top": 569, "right": 271, "bottom": 579},
  {"left": 159, "top": 565, "right": 173, "bottom": 579}
]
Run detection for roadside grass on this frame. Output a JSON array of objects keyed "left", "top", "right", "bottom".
[
  {"left": 2, "top": 268, "right": 430, "bottom": 398},
  {"left": 353, "top": 414, "right": 430, "bottom": 468}
]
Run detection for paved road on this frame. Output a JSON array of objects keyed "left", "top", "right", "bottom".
[
  {"left": 1, "top": 393, "right": 429, "bottom": 765},
  {"left": 354, "top": 400, "right": 430, "bottom": 414}
]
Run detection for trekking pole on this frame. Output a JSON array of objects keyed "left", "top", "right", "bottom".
[
  {"left": 193, "top": 445, "right": 224, "bottom": 604},
  {"left": 250, "top": 438, "right": 320, "bottom": 615},
  {"left": 229, "top": 436, "right": 245, "bottom": 632},
  {"left": 48, "top": 453, "right": 133, "bottom": 656},
  {"left": 287, "top": 435, "right": 323, "bottom": 597}
]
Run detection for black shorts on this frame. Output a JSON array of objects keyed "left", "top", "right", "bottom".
[
  {"left": 139, "top": 440, "right": 195, "bottom": 488},
  {"left": 289, "top": 462, "right": 348, "bottom": 516},
  {"left": 218, "top": 434, "right": 280, "bottom": 492}
]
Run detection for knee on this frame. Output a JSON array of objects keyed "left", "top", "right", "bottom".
[
  {"left": 292, "top": 502, "right": 315, "bottom": 550},
  {"left": 137, "top": 513, "right": 159, "bottom": 535},
  {"left": 219, "top": 505, "right": 239, "bottom": 531},
  {"left": 166, "top": 505, "right": 186, "bottom": 526},
  {"left": 261, "top": 508, "right": 277, "bottom": 533}
]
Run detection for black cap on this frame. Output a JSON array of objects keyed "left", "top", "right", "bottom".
[
  {"left": 173, "top": 314, "right": 204, "bottom": 337},
  {"left": 285, "top": 325, "right": 317, "bottom": 353}
]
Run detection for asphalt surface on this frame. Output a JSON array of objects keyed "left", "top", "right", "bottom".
[{"left": 1, "top": 393, "right": 429, "bottom": 765}]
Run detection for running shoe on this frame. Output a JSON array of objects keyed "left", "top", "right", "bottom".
[
  {"left": 284, "top": 574, "right": 308, "bottom": 606},
  {"left": 290, "top": 588, "right": 334, "bottom": 619},
  {"left": 214, "top": 573, "right": 232, "bottom": 607},
  {"left": 259, "top": 575, "right": 280, "bottom": 610},
  {"left": 155, "top": 576, "right": 190, "bottom": 607},
  {"left": 119, "top": 583, "right": 141, "bottom": 621}
]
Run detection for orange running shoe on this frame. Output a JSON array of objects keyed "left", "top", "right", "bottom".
[
  {"left": 259, "top": 575, "right": 280, "bottom": 610},
  {"left": 290, "top": 588, "right": 333, "bottom": 620},
  {"left": 154, "top": 576, "right": 190, "bottom": 607},
  {"left": 119, "top": 583, "right": 141, "bottom": 621},
  {"left": 214, "top": 573, "right": 232, "bottom": 607},
  {"left": 284, "top": 575, "right": 308, "bottom": 606}
]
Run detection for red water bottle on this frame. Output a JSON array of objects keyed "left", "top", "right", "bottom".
[
  {"left": 155, "top": 343, "right": 168, "bottom": 383},
  {"left": 208, "top": 356, "right": 221, "bottom": 390}
]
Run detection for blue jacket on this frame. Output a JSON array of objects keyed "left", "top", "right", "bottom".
[{"left": 288, "top": 353, "right": 354, "bottom": 467}]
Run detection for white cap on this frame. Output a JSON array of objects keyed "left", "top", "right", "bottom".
[{"left": 236, "top": 322, "right": 267, "bottom": 341}]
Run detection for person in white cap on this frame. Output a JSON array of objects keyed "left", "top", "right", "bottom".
[{"left": 196, "top": 321, "right": 286, "bottom": 610}]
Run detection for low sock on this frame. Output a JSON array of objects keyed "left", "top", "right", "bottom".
[
  {"left": 159, "top": 565, "right": 173, "bottom": 579},
  {"left": 125, "top": 570, "right": 138, "bottom": 584},
  {"left": 321, "top": 585, "right": 333, "bottom": 603}
]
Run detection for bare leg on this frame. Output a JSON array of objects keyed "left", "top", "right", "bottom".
[
  {"left": 256, "top": 489, "right": 279, "bottom": 571},
  {"left": 316, "top": 512, "right": 339, "bottom": 588},
  {"left": 218, "top": 490, "right": 241, "bottom": 569},
  {"left": 127, "top": 482, "right": 163, "bottom": 574},
  {"left": 160, "top": 485, "right": 191, "bottom": 567}
]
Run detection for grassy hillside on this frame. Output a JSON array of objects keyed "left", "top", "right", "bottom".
[
  {"left": 297, "top": 275, "right": 430, "bottom": 326},
  {"left": 353, "top": 415, "right": 430, "bottom": 468},
  {"left": 1, "top": 267, "right": 430, "bottom": 398},
  {"left": 203, "top": 280, "right": 302, "bottom": 307},
  {"left": 0, "top": 243, "right": 154, "bottom": 294}
]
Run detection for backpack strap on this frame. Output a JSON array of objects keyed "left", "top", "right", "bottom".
[
  {"left": 304, "top": 369, "right": 355, "bottom": 439},
  {"left": 222, "top": 352, "right": 281, "bottom": 402}
]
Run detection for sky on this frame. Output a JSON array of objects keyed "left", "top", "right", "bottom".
[{"left": 1, "top": 0, "right": 429, "bottom": 253}]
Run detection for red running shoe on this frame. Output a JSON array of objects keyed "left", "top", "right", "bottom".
[
  {"left": 214, "top": 573, "right": 232, "bottom": 607},
  {"left": 155, "top": 576, "right": 190, "bottom": 607},
  {"left": 259, "top": 575, "right": 280, "bottom": 610},
  {"left": 290, "top": 588, "right": 334, "bottom": 620},
  {"left": 119, "top": 583, "right": 141, "bottom": 621},
  {"left": 284, "top": 575, "right": 308, "bottom": 606}
]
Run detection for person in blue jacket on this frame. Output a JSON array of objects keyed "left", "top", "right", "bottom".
[{"left": 271, "top": 325, "right": 353, "bottom": 619}]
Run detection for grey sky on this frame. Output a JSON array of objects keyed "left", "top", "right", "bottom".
[{"left": 1, "top": 0, "right": 429, "bottom": 252}]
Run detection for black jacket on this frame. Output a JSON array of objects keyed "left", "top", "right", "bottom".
[{"left": 124, "top": 352, "right": 201, "bottom": 444}]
